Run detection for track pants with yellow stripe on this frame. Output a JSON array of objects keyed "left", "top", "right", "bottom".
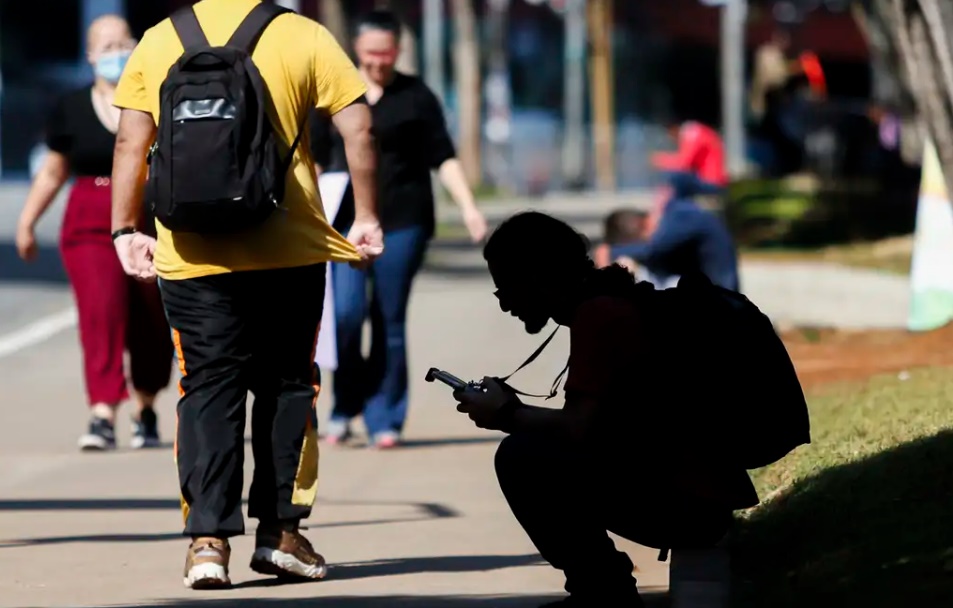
[{"left": 159, "top": 263, "right": 325, "bottom": 538}]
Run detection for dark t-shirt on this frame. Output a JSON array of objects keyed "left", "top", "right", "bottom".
[
  {"left": 46, "top": 87, "right": 115, "bottom": 177},
  {"left": 564, "top": 295, "right": 759, "bottom": 510},
  {"left": 310, "top": 72, "right": 456, "bottom": 235}
]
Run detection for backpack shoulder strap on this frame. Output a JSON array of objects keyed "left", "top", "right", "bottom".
[
  {"left": 170, "top": 7, "right": 210, "bottom": 52},
  {"left": 227, "top": 3, "right": 292, "bottom": 54}
]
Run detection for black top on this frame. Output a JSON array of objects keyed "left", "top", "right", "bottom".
[
  {"left": 310, "top": 72, "right": 456, "bottom": 235},
  {"left": 46, "top": 87, "right": 116, "bottom": 177}
]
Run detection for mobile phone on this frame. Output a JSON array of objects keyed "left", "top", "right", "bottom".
[{"left": 425, "top": 367, "right": 470, "bottom": 391}]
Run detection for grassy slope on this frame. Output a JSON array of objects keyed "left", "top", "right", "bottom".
[{"left": 732, "top": 368, "right": 953, "bottom": 607}]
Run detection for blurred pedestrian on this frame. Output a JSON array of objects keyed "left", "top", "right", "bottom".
[
  {"left": 15, "top": 15, "right": 173, "bottom": 452},
  {"left": 603, "top": 173, "right": 740, "bottom": 292},
  {"left": 749, "top": 28, "right": 806, "bottom": 176},
  {"left": 311, "top": 9, "right": 488, "bottom": 449},
  {"left": 644, "top": 116, "right": 727, "bottom": 237}
]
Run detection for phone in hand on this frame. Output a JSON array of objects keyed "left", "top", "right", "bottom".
[{"left": 425, "top": 367, "right": 474, "bottom": 392}]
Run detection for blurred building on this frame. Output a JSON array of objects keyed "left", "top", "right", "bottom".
[{"left": 1, "top": 0, "right": 872, "bottom": 190}]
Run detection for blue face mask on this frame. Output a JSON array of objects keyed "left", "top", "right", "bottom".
[{"left": 94, "top": 51, "right": 131, "bottom": 84}]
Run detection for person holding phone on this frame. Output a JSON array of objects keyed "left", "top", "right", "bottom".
[
  {"left": 311, "top": 9, "right": 488, "bottom": 449},
  {"left": 451, "top": 212, "right": 759, "bottom": 607}
]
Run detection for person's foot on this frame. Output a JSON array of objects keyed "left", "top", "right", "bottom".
[
  {"left": 372, "top": 431, "right": 400, "bottom": 449},
  {"left": 130, "top": 407, "right": 161, "bottom": 449},
  {"left": 183, "top": 537, "right": 231, "bottom": 589},
  {"left": 250, "top": 524, "right": 328, "bottom": 580},
  {"left": 540, "top": 590, "right": 644, "bottom": 607},
  {"left": 78, "top": 416, "right": 116, "bottom": 451},
  {"left": 322, "top": 419, "right": 351, "bottom": 446}
]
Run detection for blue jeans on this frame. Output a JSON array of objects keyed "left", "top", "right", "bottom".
[
  {"left": 662, "top": 171, "right": 725, "bottom": 198},
  {"left": 330, "top": 225, "right": 429, "bottom": 437}
]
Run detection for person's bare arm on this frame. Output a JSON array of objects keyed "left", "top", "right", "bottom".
[
  {"left": 18, "top": 152, "right": 70, "bottom": 231},
  {"left": 111, "top": 109, "right": 156, "bottom": 232},
  {"left": 437, "top": 159, "right": 474, "bottom": 208},
  {"left": 330, "top": 99, "right": 377, "bottom": 223},
  {"left": 509, "top": 395, "right": 598, "bottom": 443}
]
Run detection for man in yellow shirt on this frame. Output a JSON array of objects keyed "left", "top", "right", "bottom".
[{"left": 109, "top": 0, "right": 383, "bottom": 589}]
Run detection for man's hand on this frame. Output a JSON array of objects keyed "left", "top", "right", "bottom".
[
  {"left": 346, "top": 217, "right": 385, "bottom": 268},
  {"left": 114, "top": 232, "right": 158, "bottom": 282},
  {"left": 463, "top": 206, "right": 488, "bottom": 244},
  {"left": 454, "top": 377, "right": 514, "bottom": 431}
]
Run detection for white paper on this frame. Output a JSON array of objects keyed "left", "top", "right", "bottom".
[{"left": 314, "top": 172, "right": 351, "bottom": 371}]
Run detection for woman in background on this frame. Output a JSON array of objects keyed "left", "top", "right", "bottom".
[
  {"left": 15, "top": 15, "right": 173, "bottom": 451},
  {"left": 311, "top": 10, "right": 487, "bottom": 449}
]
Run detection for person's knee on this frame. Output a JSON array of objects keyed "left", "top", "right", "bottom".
[
  {"left": 495, "top": 433, "right": 559, "bottom": 484},
  {"left": 334, "top": 303, "right": 366, "bottom": 337}
]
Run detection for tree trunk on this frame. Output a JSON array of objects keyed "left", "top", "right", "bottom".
[
  {"left": 863, "top": 0, "right": 953, "bottom": 197},
  {"left": 396, "top": 22, "right": 419, "bottom": 75},
  {"left": 319, "top": 0, "right": 349, "bottom": 47},
  {"left": 451, "top": 0, "right": 482, "bottom": 186},
  {"left": 588, "top": 0, "right": 616, "bottom": 191}
]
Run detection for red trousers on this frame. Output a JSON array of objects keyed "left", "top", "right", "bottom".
[{"left": 60, "top": 176, "right": 174, "bottom": 406}]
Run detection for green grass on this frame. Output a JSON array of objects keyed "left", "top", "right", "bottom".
[
  {"left": 732, "top": 368, "right": 953, "bottom": 607},
  {"left": 741, "top": 235, "right": 914, "bottom": 275},
  {"left": 433, "top": 221, "right": 472, "bottom": 242}
]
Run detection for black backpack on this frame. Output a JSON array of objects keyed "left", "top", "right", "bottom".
[
  {"left": 146, "top": 3, "right": 303, "bottom": 234},
  {"left": 657, "top": 272, "right": 811, "bottom": 470}
]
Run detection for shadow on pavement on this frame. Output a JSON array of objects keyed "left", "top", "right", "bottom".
[
  {"left": 326, "top": 553, "right": 545, "bottom": 582},
  {"left": 235, "top": 554, "right": 545, "bottom": 588},
  {"left": 0, "top": 531, "right": 184, "bottom": 547},
  {"left": 385, "top": 436, "right": 502, "bottom": 450},
  {"left": 0, "top": 242, "right": 68, "bottom": 284},
  {"left": 0, "top": 497, "right": 458, "bottom": 515},
  {"left": 0, "top": 498, "right": 183, "bottom": 510},
  {"left": 105, "top": 591, "right": 669, "bottom": 607},
  {"left": 0, "top": 512, "right": 451, "bottom": 548},
  {"left": 0, "top": 498, "right": 462, "bottom": 548}
]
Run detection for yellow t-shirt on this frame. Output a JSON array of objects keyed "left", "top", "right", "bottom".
[{"left": 113, "top": 0, "right": 365, "bottom": 280}]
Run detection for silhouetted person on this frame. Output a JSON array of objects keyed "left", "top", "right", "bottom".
[{"left": 453, "top": 212, "right": 758, "bottom": 607}]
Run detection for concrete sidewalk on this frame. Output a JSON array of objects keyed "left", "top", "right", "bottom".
[{"left": 0, "top": 273, "right": 669, "bottom": 608}]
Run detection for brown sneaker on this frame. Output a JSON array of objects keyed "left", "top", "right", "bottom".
[
  {"left": 250, "top": 524, "right": 328, "bottom": 580},
  {"left": 183, "top": 537, "right": 231, "bottom": 589}
]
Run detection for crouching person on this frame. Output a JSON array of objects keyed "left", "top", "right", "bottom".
[{"left": 452, "top": 212, "right": 771, "bottom": 607}]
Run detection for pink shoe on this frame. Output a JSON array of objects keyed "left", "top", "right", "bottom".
[
  {"left": 322, "top": 420, "right": 350, "bottom": 446},
  {"left": 373, "top": 432, "right": 400, "bottom": 449}
]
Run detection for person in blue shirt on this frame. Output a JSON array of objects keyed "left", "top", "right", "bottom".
[{"left": 608, "top": 172, "right": 740, "bottom": 292}]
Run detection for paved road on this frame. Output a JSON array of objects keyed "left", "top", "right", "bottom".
[{"left": 0, "top": 269, "right": 669, "bottom": 608}]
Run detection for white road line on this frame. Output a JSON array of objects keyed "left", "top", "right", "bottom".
[{"left": 0, "top": 307, "right": 78, "bottom": 359}]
